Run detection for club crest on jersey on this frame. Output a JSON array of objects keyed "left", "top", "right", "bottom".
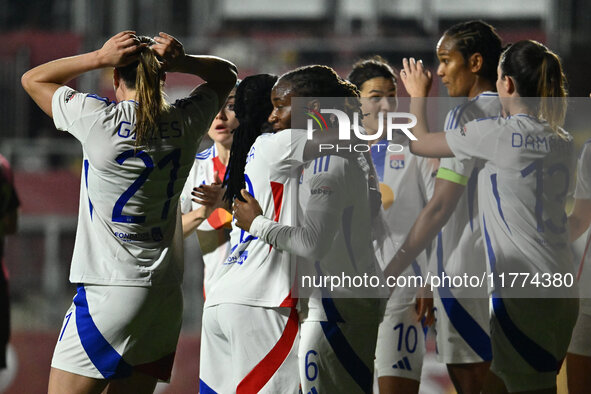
[
  {"left": 460, "top": 126, "right": 467, "bottom": 136},
  {"left": 389, "top": 154, "right": 405, "bottom": 169},
  {"left": 64, "top": 90, "right": 77, "bottom": 103}
]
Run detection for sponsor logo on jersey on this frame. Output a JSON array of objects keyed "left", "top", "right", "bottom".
[
  {"left": 389, "top": 154, "right": 405, "bottom": 169},
  {"left": 226, "top": 250, "right": 248, "bottom": 265},
  {"left": 114, "top": 231, "right": 151, "bottom": 242},
  {"left": 310, "top": 185, "right": 333, "bottom": 196},
  {"left": 64, "top": 90, "right": 77, "bottom": 103}
]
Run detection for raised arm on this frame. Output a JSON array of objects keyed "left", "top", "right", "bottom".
[
  {"left": 399, "top": 57, "right": 454, "bottom": 158},
  {"left": 21, "top": 31, "right": 146, "bottom": 117},
  {"left": 153, "top": 32, "right": 237, "bottom": 113}
]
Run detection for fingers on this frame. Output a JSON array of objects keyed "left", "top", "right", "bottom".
[
  {"left": 402, "top": 57, "right": 424, "bottom": 75},
  {"left": 155, "top": 32, "right": 177, "bottom": 42},
  {"left": 401, "top": 58, "right": 410, "bottom": 79},
  {"left": 240, "top": 189, "right": 254, "bottom": 202}
]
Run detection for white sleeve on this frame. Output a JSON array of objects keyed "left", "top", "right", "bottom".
[
  {"left": 445, "top": 119, "right": 498, "bottom": 164},
  {"left": 575, "top": 141, "right": 591, "bottom": 200},
  {"left": 52, "top": 86, "right": 111, "bottom": 143},
  {"left": 265, "top": 129, "right": 308, "bottom": 176},
  {"left": 249, "top": 163, "right": 344, "bottom": 261}
]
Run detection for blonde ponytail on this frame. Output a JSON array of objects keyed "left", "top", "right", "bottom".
[
  {"left": 537, "top": 51, "right": 568, "bottom": 137},
  {"left": 134, "top": 47, "right": 168, "bottom": 148}
]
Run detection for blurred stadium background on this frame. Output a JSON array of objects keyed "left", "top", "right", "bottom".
[{"left": 0, "top": 0, "right": 590, "bottom": 392}]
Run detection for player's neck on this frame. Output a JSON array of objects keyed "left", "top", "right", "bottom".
[
  {"left": 467, "top": 79, "right": 495, "bottom": 99},
  {"left": 216, "top": 142, "right": 231, "bottom": 166},
  {"left": 116, "top": 85, "right": 137, "bottom": 102}
]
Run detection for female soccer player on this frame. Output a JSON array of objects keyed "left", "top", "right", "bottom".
[
  {"left": 347, "top": 56, "right": 437, "bottom": 394},
  {"left": 566, "top": 138, "right": 591, "bottom": 394},
  {"left": 382, "top": 21, "right": 503, "bottom": 393},
  {"left": 21, "top": 31, "right": 236, "bottom": 394},
  {"left": 390, "top": 40, "right": 578, "bottom": 393},
  {"left": 180, "top": 80, "right": 240, "bottom": 298},
  {"left": 197, "top": 73, "right": 304, "bottom": 394},
  {"left": 231, "top": 65, "right": 384, "bottom": 394}
]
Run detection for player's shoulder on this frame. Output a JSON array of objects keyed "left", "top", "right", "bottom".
[
  {"left": 55, "top": 86, "right": 115, "bottom": 109},
  {"left": 195, "top": 145, "right": 216, "bottom": 161},
  {"left": 447, "top": 92, "right": 501, "bottom": 129}
]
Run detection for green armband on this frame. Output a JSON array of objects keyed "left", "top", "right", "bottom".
[{"left": 436, "top": 167, "right": 469, "bottom": 186}]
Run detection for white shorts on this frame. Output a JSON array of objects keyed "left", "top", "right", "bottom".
[
  {"left": 433, "top": 289, "right": 491, "bottom": 364},
  {"left": 299, "top": 317, "right": 379, "bottom": 394},
  {"left": 490, "top": 297, "right": 578, "bottom": 392},
  {"left": 568, "top": 300, "right": 591, "bottom": 356},
  {"left": 375, "top": 299, "right": 426, "bottom": 381},
  {"left": 199, "top": 304, "right": 299, "bottom": 394},
  {"left": 51, "top": 284, "right": 182, "bottom": 381}
]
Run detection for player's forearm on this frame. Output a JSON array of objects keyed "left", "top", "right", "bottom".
[
  {"left": 23, "top": 51, "right": 104, "bottom": 89},
  {"left": 384, "top": 197, "right": 452, "bottom": 278},
  {"left": 250, "top": 212, "right": 335, "bottom": 260},
  {"left": 407, "top": 99, "right": 453, "bottom": 158},
  {"left": 181, "top": 207, "right": 207, "bottom": 239},
  {"left": 21, "top": 51, "right": 105, "bottom": 117},
  {"left": 176, "top": 55, "right": 237, "bottom": 86}
]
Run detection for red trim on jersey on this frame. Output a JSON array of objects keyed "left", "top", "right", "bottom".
[
  {"left": 268, "top": 181, "right": 284, "bottom": 253},
  {"left": 205, "top": 156, "right": 231, "bottom": 229},
  {"left": 134, "top": 352, "right": 176, "bottom": 381},
  {"left": 279, "top": 290, "right": 296, "bottom": 308},
  {"left": 211, "top": 156, "right": 227, "bottom": 182},
  {"left": 236, "top": 308, "right": 298, "bottom": 394},
  {"left": 270, "top": 182, "right": 284, "bottom": 222}
]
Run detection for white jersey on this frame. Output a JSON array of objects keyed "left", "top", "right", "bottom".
[
  {"left": 446, "top": 114, "right": 578, "bottom": 298},
  {"left": 574, "top": 140, "right": 591, "bottom": 307},
  {"left": 434, "top": 92, "right": 502, "bottom": 287},
  {"left": 251, "top": 152, "right": 384, "bottom": 322},
  {"left": 180, "top": 144, "right": 232, "bottom": 297},
  {"left": 371, "top": 140, "right": 436, "bottom": 304},
  {"left": 204, "top": 129, "right": 308, "bottom": 308},
  {"left": 52, "top": 85, "right": 218, "bottom": 286}
]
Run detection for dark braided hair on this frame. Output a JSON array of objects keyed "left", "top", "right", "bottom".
[
  {"left": 279, "top": 65, "right": 361, "bottom": 118},
  {"left": 443, "top": 20, "right": 502, "bottom": 86},
  {"left": 347, "top": 55, "right": 397, "bottom": 90},
  {"left": 223, "top": 74, "right": 278, "bottom": 203}
]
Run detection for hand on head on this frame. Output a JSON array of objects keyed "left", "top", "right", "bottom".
[
  {"left": 99, "top": 31, "right": 148, "bottom": 68},
  {"left": 152, "top": 32, "right": 186, "bottom": 72},
  {"left": 400, "top": 58, "right": 433, "bottom": 97}
]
